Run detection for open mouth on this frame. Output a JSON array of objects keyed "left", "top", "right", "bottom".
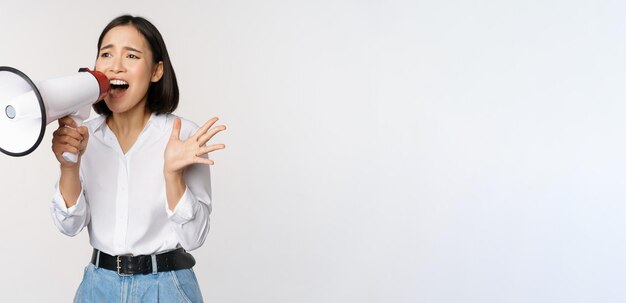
[
  {"left": 109, "top": 79, "right": 129, "bottom": 98},
  {"left": 110, "top": 79, "right": 129, "bottom": 90}
]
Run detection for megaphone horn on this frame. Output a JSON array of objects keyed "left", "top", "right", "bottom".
[{"left": 0, "top": 66, "right": 110, "bottom": 160}]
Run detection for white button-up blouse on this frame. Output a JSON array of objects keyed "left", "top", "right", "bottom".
[{"left": 50, "top": 113, "right": 212, "bottom": 256}]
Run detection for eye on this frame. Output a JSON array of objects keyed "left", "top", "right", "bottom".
[{"left": 127, "top": 54, "right": 140, "bottom": 59}]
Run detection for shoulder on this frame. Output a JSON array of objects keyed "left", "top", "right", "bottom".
[{"left": 160, "top": 113, "right": 200, "bottom": 138}]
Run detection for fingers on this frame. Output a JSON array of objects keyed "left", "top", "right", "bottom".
[
  {"left": 197, "top": 125, "right": 227, "bottom": 146},
  {"left": 58, "top": 116, "right": 78, "bottom": 128},
  {"left": 53, "top": 126, "right": 84, "bottom": 146},
  {"left": 52, "top": 135, "right": 81, "bottom": 148},
  {"left": 52, "top": 125, "right": 89, "bottom": 163},
  {"left": 170, "top": 118, "right": 182, "bottom": 141},
  {"left": 192, "top": 117, "right": 219, "bottom": 140},
  {"left": 55, "top": 123, "right": 84, "bottom": 139},
  {"left": 77, "top": 126, "right": 89, "bottom": 135},
  {"left": 193, "top": 157, "right": 215, "bottom": 166},
  {"left": 52, "top": 136, "right": 81, "bottom": 157},
  {"left": 190, "top": 144, "right": 225, "bottom": 166},
  {"left": 165, "top": 117, "right": 225, "bottom": 169},
  {"left": 77, "top": 126, "right": 89, "bottom": 150},
  {"left": 52, "top": 141, "right": 80, "bottom": 155},
  {"left": 196, "top": 144, "right": 226, "bottom": 157}
]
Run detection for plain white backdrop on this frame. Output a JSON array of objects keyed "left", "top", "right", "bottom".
[{"left": 1, "top": 0, "right": 626, "bottom": 302}]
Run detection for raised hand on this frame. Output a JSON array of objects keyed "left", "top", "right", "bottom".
[{"left": 164, "top": 117, "right": 226, "bottom": 177}]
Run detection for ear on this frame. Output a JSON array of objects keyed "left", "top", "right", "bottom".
[{"left": 151, "top": 61, "right": 164, "bottom": 82}]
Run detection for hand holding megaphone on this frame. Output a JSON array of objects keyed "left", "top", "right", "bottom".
[
  {"left": 59, "top": 103, "right": 92, "bottom": 163},
  {"left": 0, "top": 67, "right": 109, "bottom": 161},
  {"left": 52, "top": 116, "right": 90, "bottom": 166}
]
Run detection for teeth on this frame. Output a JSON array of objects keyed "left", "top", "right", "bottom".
[{"left": 110, "top": 79, "right": 128, "bottom": 86}]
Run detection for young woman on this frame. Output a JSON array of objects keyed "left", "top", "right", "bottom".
[{"left": 50, "top": 15, "right": 225, "bottom": 302}]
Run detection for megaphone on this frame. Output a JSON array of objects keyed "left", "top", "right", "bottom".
[{"left": 0, "top": 66, "right": 109, "bottom": 161}]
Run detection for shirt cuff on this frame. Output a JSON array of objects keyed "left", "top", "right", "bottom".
[
  {"left": 51, "top": 183, "right": 86, "bottom": 220},
  {"left": 166, "top": 186, "right": 198, "bottom": 224}
]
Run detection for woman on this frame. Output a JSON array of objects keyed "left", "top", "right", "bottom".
[{"left": 50, "top": 15, "right": 225, "bottom": 302}]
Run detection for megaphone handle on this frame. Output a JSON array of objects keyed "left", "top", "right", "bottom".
[{"left": 61, "top": 116, "right": 84, "bottom": 163}]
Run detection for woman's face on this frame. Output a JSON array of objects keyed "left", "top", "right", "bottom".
[{"left": 95, "top": 25, "right": 163, "bottom": 114}]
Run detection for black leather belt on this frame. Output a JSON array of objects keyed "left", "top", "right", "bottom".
[{"left": 91, "top": 248, "right": 195, "bottom": 276}]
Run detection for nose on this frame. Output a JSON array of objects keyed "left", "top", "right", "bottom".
[{"left": 109, "top": 55, "right": 125, "bottom": 74}]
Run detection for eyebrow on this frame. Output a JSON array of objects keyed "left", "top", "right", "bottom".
[{"left": 99, "top": 44, "right": 144, "bottom": 53}]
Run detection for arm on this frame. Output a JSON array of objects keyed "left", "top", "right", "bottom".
[
  {"left": 50, "top": 176, "right": 90, "bottom": 237},
  {"left": 164, "top": 117, "right": 226, "bottom": 250},
  {"left": 50, "top": 116, "right": 90, "bottom": 236},
  {"left": 59, "top": 166, "right": 81, "bottom": 208},
  {"left": 165, "top": 164, "right": 213, "bottom": 250}
]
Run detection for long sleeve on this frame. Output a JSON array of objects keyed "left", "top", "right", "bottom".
[
  {"left": 50, "top": 180, "right": 90, "bottom": 237},
  {"left": 165, "top": 162, "right": 212, "bottom": 251},
  {"left": 49, "top": 113, "right": 216, "bottom": 255}
]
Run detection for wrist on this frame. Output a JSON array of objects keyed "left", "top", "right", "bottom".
[
  {"left": 164, "top": 170, "right": 183, "bottom": 182},
  {"left": 60, "top": 164, "right": 80, "bottom": 173},
  {"left": 164, "top": 170, "right": 186, "bottom": 211}
]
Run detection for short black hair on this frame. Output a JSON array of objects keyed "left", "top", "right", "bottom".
[{"left": 93, "top": 15, "right": 179, "bottom": 115}]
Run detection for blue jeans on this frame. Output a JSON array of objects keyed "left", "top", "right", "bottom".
[{"left": 74, "top": 264, "right": 204, "bottom": 303}]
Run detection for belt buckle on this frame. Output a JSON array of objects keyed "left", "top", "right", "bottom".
[{"left": 116, "top": 256, "right": 133, "bottom": 276}]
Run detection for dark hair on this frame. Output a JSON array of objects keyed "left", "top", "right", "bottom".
[{"left": 93, "top": 15, "right": 179, "bottom": 115}]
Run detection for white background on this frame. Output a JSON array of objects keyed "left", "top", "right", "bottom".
[{"left": 1, "top": 0, "right": 625, "bottom": 302}]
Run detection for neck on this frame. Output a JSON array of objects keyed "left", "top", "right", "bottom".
[{"left": 107, "top": 104, "right": 151, "bottom": 136}]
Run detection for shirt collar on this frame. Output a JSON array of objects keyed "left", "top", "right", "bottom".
[
  {"left": 148, "top": 113, "right": 168, "bottom": 132},
  {"left": 90, "top": 112, "right": 168, "bottom": 136},
  {"left": 90, "top": 114, "right": 108, "bottom": 136}
]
